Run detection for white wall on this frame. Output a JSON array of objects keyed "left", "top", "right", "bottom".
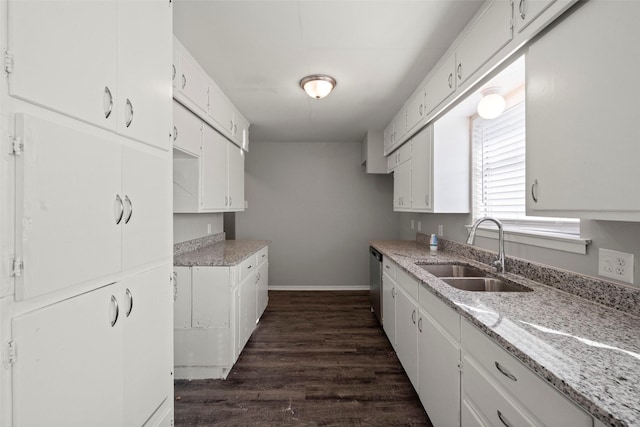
[
  {"left": 398, "top": 212, "right": 640, "bottom": 288},
  {"left": 173, "top": 213, "right": 223, "bottom": 244},
  {"left": 236, "top": 141, "right": 397, "bottom": 289}
]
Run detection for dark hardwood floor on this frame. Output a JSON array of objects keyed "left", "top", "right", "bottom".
[{"left": 174, "top": 291, "right": 432, "bottom": 426}]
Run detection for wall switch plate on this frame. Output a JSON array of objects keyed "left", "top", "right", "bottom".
[
  {"left": 207, "top": 224, "right": 212, "bottom": 234},
  {"left": 417, "top": 221, "right": 422, "bottom": 232},
  {"left": 411, "top": 220, "right": 415, "bottom": 230},
  {"left": 438, "top": 225, "right": 444, "bottom": 236},
  {"left": 598, "top": 248, "right": 634, "bottom": 283}
]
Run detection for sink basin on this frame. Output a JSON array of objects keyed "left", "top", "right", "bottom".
[
  {"left": 441, "top": 278, "right": 532, "bottom": 292},
  {"left": 417, "top": 263, "right": 488, "bottom": 278}
]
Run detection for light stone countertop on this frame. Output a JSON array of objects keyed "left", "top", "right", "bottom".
[
  {"left": 174, "top": 239, "right": 270, "bottom": 267},
  {"left": 370, "top": 239, "right": 640, "bottom": 427}
]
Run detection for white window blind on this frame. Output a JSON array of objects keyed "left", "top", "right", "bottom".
[{"left": 472, "top": 101, "right": 579, "bottom": 235}]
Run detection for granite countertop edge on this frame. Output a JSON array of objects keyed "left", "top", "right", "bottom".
[
  {"left": 370, "top": 239, "right": 640, "bottom": 427},
  {"left": 174, "top": 239, "right": 271, "bottom": 267}
]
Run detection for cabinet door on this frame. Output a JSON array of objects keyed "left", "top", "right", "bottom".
[
  {"left": 383, "top": 121, "right": 394, "bottom": 154},
  {"left": 173, "top": 100, "right": 202, "bottom": 157},
  {"left": 406, "top": 87, "right": 426, "bottom": 133},
  {"left": 12, "top": 284, "right": 123, "bottom": 426},
  {"left": 117, "top": 0, "right": 172, "bottom": 151},
  {"left": 514, "top": 0, "right": 556, "bottom": 33},
  {"left": 455, "top": 0, "right": 513, "bottom": 87},
  {"left": 7, "top": 1, "right": 117, "bottom": 131},
  {"left": 209, "top": 84, "right": 235, "bottom": 139},
  {"left": 227, "top": 144, "right": 245, "bottom": 211},
  {"left": 201, "top": 126, "right": 229, "bottom": 210},
  {"left": 238, "top": 274, "right": 257, "bottom": 353},
  {"left": 526, "top": 0, "right": 640, "bottom": 219},
  {"left": 122, "top": 267, "right": 172, "bottom": 427},
  {"left": 393, "top": 160, "right": 412, "bottom": 211},
  {"left": 411, "top": 127, "right": 433, "bottom": 211},
  {"left": 382, "top": 274, "right": 396, "bottom": 348},
  {"left": 122, "top": 145, "right": 172, "bottom": 270},
  {"left": 173, "top": 267, "right": 192, "bottom": 329},
  {"left": 393, "top": 110, "right": 407, "bottom": 145},
  {"left": 234, "top": 111, "right": 251, "bottom": 150},
  {"left": 425, "top": 53, "right": 456, "bottom": 115},
  {"left": 177, "top": 48, "right": 210, "bottom": 115},
  {"left": 15, "top": 115, "right": 121, "bottom": 301},
  {"left": 395, "top": 286, "right": 418, "bottom": 390},
  {"left": 192, "top": 267, "right": 231, "bottom": 328},
  {"left": 418, "top": 309, "right": 460, "bottom": 427},
  {"left": 257, "top": 261, "right": 269, "bottom": 320}
]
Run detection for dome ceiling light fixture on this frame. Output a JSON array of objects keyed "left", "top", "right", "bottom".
[
  {"left": 477, "top": 87, "right": 506, "bottom": 119},
  {"left": 299, "top": 74, "right": 337, "bottom": 99}
]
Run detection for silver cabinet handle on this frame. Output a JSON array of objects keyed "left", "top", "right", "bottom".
[
  {"left": 114, "top": 194, "right": 124, "bottom": 225},
  {"left": 125, "top": 288, "right": 133, "bottom": 317},
  {"left": 385, "top": 264, "right": 390, "bottom": 270},
  {"left": 110, "top": 295, "right": 119, "bottom": 327},
  {"left": 125, "top": 99, "right": 134, "bottom": 128},
  {"left": 495, "top": 361, "right": 518, "bottom": 381},
  {"left": 497, "top": 410, "right": 513, "bottom": 427},
  {"left": 418, "top": 104, "right": 424, "bottom": 116},
  {"left": 173, "top": 126, "right": 178, "bottom": 141},
  {"left": 229, "top": 120, "right": 234, "bottom": 132},
  {"left": 531, "top": 179, "right": 538, "bottom": 203},
  {"left": 172, "top": 64, "right": 176, "bottom": 81},
  {"left": 182, "top": 74, "right": 187, "bottom": 89},
  {"left": 448, "top": 73, "right": 453, "bottom": 89},
  {"left": 124, "top": 195, "right": 133, "bottom": 224},
  {"left": 518, "top": 0, "right": 525, "bottom": 20},
  {"left": 229, "top": 197, "right": 232, "bottom": 206},
  {"left": 234, "top": 123, "right": 238, "bottom": 135},
  {"left": 457, "top": 63, "right": 462, "bottom": 80},
  {"left": 224, "top": 196, "right": 228, "bottom": 206},
  {"left": 103, "top": 86, "right": 113, "bottom": 119},
  {"left": 411, "top": 309, "right": 416, "bottom": 324},
  {"left": 425, "top": 194, "right": 429, "bottom": 205},
  {"left": 418, "top": 317, "right": 423, "bottom": 332}
]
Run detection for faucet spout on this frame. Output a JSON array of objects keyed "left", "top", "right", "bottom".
[{"left": 467, "top": 217, "right": 506, "bottom": 273}]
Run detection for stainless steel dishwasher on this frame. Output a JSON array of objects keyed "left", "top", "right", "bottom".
[{"left": 369, "top": 246, "right": 383, "bottom": 325}]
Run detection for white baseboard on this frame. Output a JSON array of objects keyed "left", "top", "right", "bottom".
[{"left": 268, "top": 285, "right": 369, "bottom": 291}]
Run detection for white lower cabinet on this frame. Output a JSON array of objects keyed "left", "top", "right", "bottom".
[
  {"left": 173, "top": 247, "right": 268, "bottom": 379},
  {"left": 12, "top": 266, "right": 171, "bottom": 427},
  {"left": 395, "top": 285, "right": 418, "bottom": 390},
  {"left": 382, "top": 262, "right": 397, "bottom": 349}
]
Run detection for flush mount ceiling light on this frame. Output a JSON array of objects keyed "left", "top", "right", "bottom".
[
  {"left": 299, "top": 74, "right": 337, "bottom": 99},
  {"left": 477, "top": 87, "right": 506, "bottom": 119}
]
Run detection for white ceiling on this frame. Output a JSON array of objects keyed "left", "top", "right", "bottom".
[{"left": 173, "top": 0, "right": 484, "bottom": 143}]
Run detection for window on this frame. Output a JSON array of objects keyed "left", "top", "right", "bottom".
[{"left": 471, "top": 91, "right": 579, "bottom": 236}]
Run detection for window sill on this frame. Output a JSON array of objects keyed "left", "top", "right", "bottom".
[{"left": 465, "top": 226, "right": 591, "bottom": 255}]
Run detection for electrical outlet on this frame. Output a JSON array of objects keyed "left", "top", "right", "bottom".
[
  {"left": 411, "top": 220, "right": 415, "bottom": 230},
  {"left": 417, "top": 221, "right": 422, "bottom": 232},
  {"left": 438, "top": 225, "right": 444, "bottom": 236},
  {"left": 207, "top": 224, "right": 212, "bottom": 234},
  {"left": 598, "top": 248, "right": 634, "bottom": 283}
]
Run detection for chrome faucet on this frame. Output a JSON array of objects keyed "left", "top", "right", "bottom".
[{"left": 466, "top": 217, "right": 506, "bottom": 273}]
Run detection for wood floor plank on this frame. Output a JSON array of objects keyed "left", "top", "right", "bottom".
[{"left": 174, "top": 291, "right": 432, "bottom": 426}]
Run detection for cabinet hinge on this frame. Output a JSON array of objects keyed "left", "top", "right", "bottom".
[
  {"left": 4, "top": 51, "right": 13, "bottom": 74},
  {"left": 9, "top": 257, "right": 24, "bottom": 277},
  {"left": 7, "top": 340, "right": 16, "bottom": 365},
  {"left": 11, "top": 136, "right": 24, "bottom": 156}
]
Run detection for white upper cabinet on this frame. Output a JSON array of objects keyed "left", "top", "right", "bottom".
[
  {"left": 7, "top": 1, "right": 117, "bottom": 132},
  {"left": 7, "top": 0, "right": 171, "bottom": 151},
  {"left": 406, "top": 86, "right": 427, "bottom": 134},
  {"left": 175, "top": 45, "right": 210, "bottom": 115},
  {"left": 526, "top": 0, "right": 640, "bottom": 221},
  {"left": 455, "top": 0, "right": 513, "bottom": 87},
  {"left": 209, "top": 83, "right": 235, "bottom": 140},
  {"left": 227, "top": 145, "right": 246, "bottom": 211},
  {"left": 173, "top": 100, "right": 203, "bottom": 157},
  {"left": 117, "top": 0, "right": 172, "bottom": 151},
  {"left": 410, "top": 128, "right": 432, "bottom": 211},
  {"left": 514, "top": 0, "right": 556, "bottom": 33},
  {"left": 424, "top": 53, "right": 456, "bottom": 116}
]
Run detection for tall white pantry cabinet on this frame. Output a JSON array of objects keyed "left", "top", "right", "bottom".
[{"left": 0, "top": 1, "right": 175, "bottom": 426}]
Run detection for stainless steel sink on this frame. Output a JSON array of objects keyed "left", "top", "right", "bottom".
[
  {"left": 441, "top": 278, "right": 532, "bottom": 292},
  {"left": 416, "top": 263, "right": 488, "bottom": 278}
]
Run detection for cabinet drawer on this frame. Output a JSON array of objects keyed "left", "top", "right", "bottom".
[
  {"left": 382, "top": 259, "right": 397, "bottom": 279},
  {"left": 256, "top": 246, "right": 268, "bottom": 266},
  {"left": 463, "top": 355, "right": 537, "bottom": 427},
  {"left": 462, "top": 320, "right": 591, "bottom": 427},
  {"left": 419, "top": 287, "right": 460, "bottom": 342},
  {"left": 396, "top": 268, "right": 418, "bottom": 301},
  {"left": 239, "top": 256, "right": 257, "bottom": 281}
]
